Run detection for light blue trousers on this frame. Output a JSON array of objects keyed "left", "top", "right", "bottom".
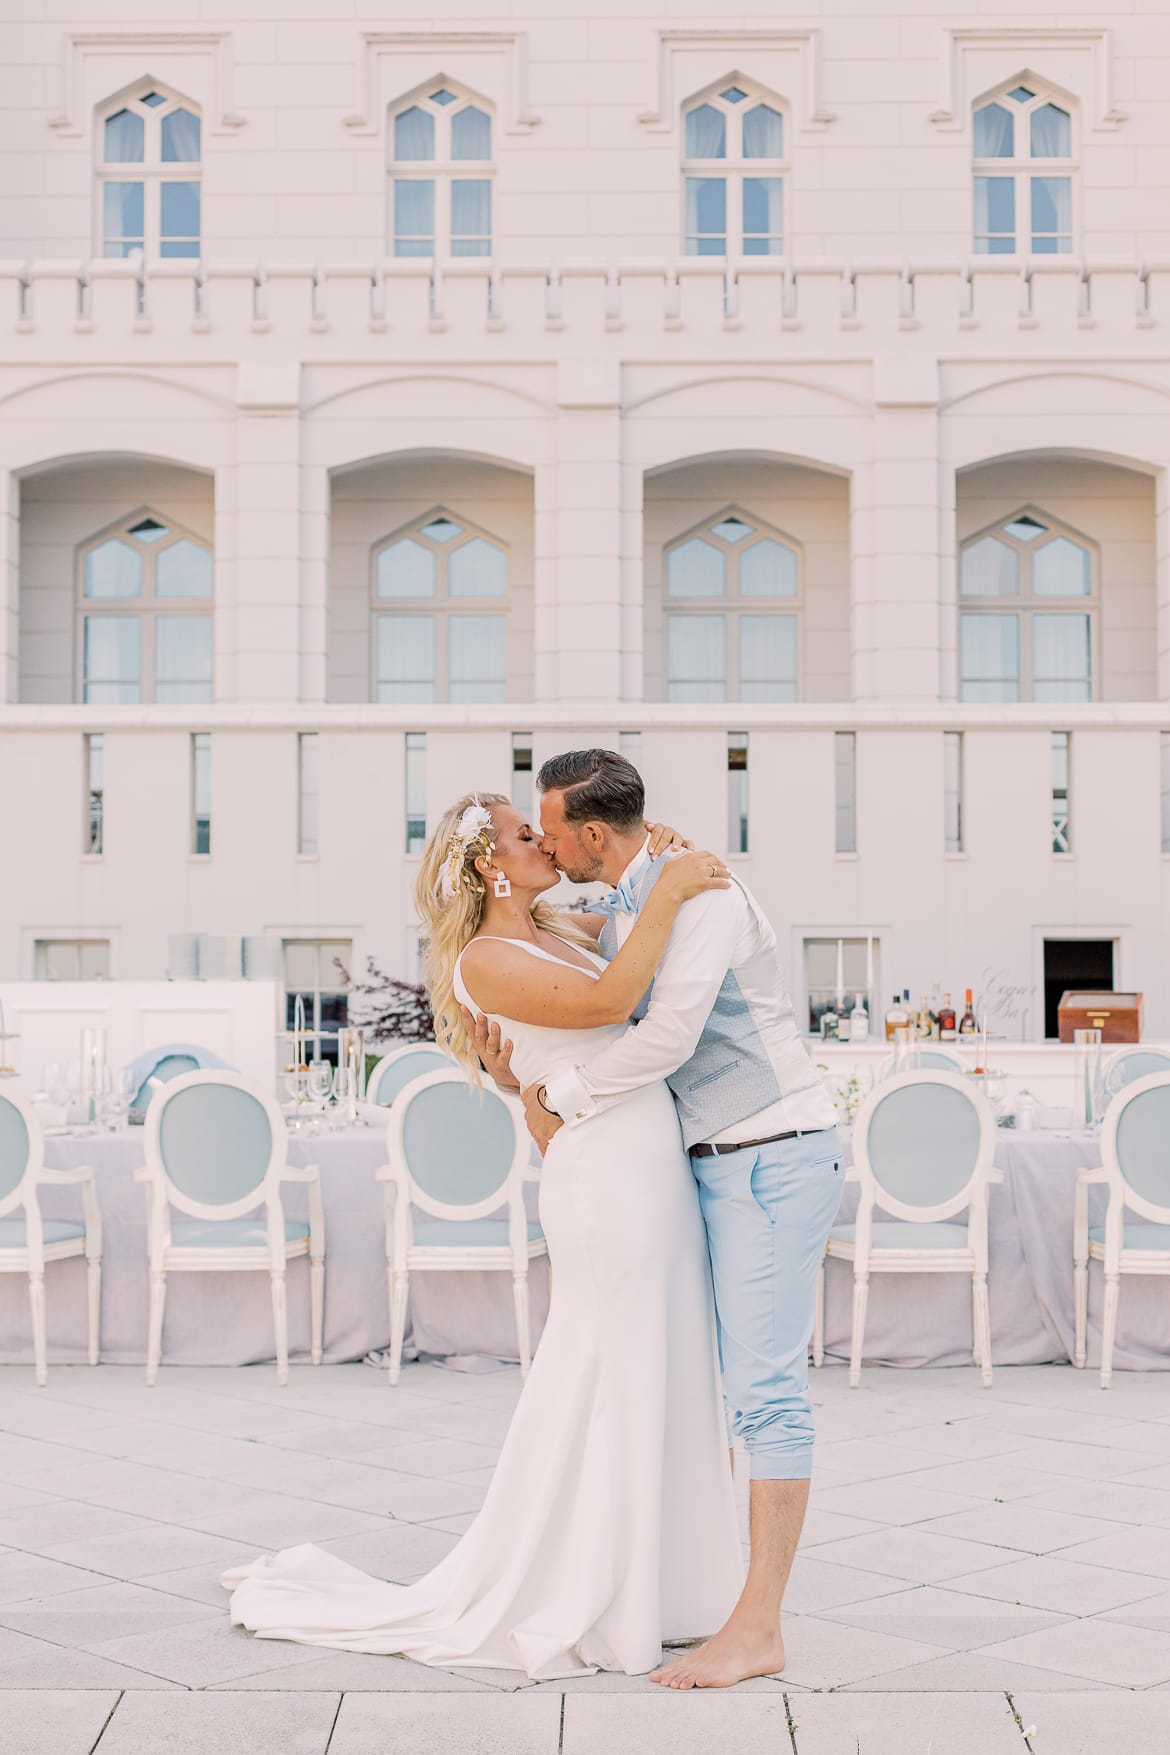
[{"left": 691, "top": 1127, "right": 844, "bottom": 1481}]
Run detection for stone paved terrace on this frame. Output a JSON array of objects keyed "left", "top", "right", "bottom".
[{"left": 3, "top": 1361, "right": 1170, "bottom": 1753}]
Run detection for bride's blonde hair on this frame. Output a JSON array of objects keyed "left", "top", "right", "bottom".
[{"left": 414, "top": 791, "right": 594, "bottom": 1080}]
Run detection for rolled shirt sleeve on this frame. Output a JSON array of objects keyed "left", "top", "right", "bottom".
[{"left": 542, "top": 885, "right": 743, "bottom": 1125}]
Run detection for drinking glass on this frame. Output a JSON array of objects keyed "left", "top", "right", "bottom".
[
  {"left": 1073, "top": 1028, "right": 1104, "bottom": 1128},
  {"left": 308, "top": 1061, "right": 333, "bottom": 1107}
]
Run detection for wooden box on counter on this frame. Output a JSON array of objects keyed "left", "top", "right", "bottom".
[{"left": 1057, "top": 991, "right": 1143, "bottom": 1044}]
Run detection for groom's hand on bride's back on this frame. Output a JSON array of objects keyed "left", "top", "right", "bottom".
[{"left": 461, "top": 1007, "right": 521, "bottom": 1092}]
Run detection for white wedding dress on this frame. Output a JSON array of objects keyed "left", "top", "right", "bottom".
[{"left": 224, "top": 937, "right": 742, "bottom": 1680}]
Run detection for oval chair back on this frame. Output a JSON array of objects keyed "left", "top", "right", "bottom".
[
  {"left": 1104, "top": 1047, "right": 1170, "bottom": 1102},
  {"left": 146, "top": 1070, "right": 285, "bottom": 1221},
  {"left": 388, "top": 1069, "right": 528, "bottom": 1224},
  {"left": 853, "top": 1071, "right": 995, "bottom": 1226},
  {"left": 367, "top": 1044, "right": 451, "bottom": 1108},
  {"left": 0, "top": 1087, "right": 39, "bottom": 1218},
  {"left": 1101, "top": 1072, "right": 1170, "bottom": 1225}
]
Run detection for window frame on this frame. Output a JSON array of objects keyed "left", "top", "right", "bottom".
[
  {"left": 74, "top": 508, "right": 214, "bottom": 706},
  {"left": 95, "top": 84, "right": 202, "bottom": 259},
  {"left": 680, "top": 80, "right": 789, "bottom": 259},
  {"left": 387, "top": 82, "right": 495, "bottom": 258},
  {"left": 660, "top": 505, "right": 803, "bottom": 704},
  {"left": 971, "top": 79, "right": 1078, "bottom": 256},
  {"left": 34, "top": 938, "right": 112, "bottom": 981},
  {"left": 370, "top": 507, "right": 510, "bottom": 705},
  {"left": 283, "top": 938, "right": 352, "bottom": 1065},
  {"left": 958, "top": 506, "right": 1099, "bottom": 705}
]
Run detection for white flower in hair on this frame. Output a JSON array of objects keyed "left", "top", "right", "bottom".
[{"left": 438, "top": 797, "right": 496, "bottom": 901}]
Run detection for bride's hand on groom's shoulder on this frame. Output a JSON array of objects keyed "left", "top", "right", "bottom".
[
  {"left": 461, "top": 1007, "right": 520, "bottom": 1091},
  {"left": 658, "top": 849, "right": 732, "bottom": 904},
  {"left": 644, "top": 820, "right": 692, "bottom": 858}
]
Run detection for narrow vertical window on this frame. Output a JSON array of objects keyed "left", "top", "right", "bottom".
[
  {"left": 973, "top": 84, "right": 1074, "bottom": 255},
  {"left": 727, "top": 732, "right": 749, "bottom": 854},
  {"left": 298, "top": 732, "right": 319, "bottom": 857},
  {"left": 389, "top": 87, "right": 493, "bottom": 257},
  {"left": 405, "top": 731, "right": 426, "bottom": 854},
  {"left": 1051, "top": 731, "right": 1071, "bottom": 855},
  {"left": 85, "top": 734, "right": 104, "bottom": 855},
  {"left": 511, "top": 731, "right": 533, "bottom": 817},
  {"left": 943, "top": 731, "right": 963, "bottom": 854},
  {"left": 835, "top": 732, "right": 856, "bottom": 855},
  {"left": 1161, "top": 731, "right": 1170, "bottom": 856},
  {"left": 191, "top": 732, "right": 211, "bottom": 855},
  {"left": 99, "top": 88, "right": 201, "bottom": 257}
]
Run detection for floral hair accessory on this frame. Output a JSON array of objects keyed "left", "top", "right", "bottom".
[{"left": 438, "top": 797, "right": 496, "bottom": 901}]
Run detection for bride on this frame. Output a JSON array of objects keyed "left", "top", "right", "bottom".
[{"left": 224, "top": 792, "right": 743, "bottom": 1680}]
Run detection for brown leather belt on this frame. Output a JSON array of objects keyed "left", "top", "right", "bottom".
[{"left": 690, "top": 1127, "right": 829, "bottom": 1159}]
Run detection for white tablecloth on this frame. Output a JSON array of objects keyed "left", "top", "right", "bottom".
[
  {"left": 0, "top": 1128, "right": 547, "bottom": 1369},
  {"left": 2, "top": 1125, "right": 1164, "bottom": 1372}
]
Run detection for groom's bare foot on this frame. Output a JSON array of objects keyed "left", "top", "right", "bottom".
[{"left": 650, "top": 1618, "right": 785, "bottom": 1690}]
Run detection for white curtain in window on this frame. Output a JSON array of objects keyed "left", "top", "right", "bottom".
[
  {"left": 685, "top": 104, "right": 726, "bottom": 159},
  {"left": 155, "top": 617, "right": 213, "bottom": 703},
  {"left": 742, "top": 104, "right": 782, "bottom": 159},
  {"left": 961, "top": 537, "right": 1018, "bottom": 597},
  {"left": 960, "top": 614, "right": 1020, "bottom": 700},
  {"left": 740, "top": 615, "right": 797, "bottom": 701},
  {"left": 377, "top": 616, "right": 435, "bottom": 701},
  {"left": 667, "top": 614, "right": 725, "bottom": 700},
  {"left": 1031, "top": 175, "right": 1071, "bottom": 241},
  {"left": 449, "top": 614, "right": 507, "bottom": 700},
  {"left": 973, "top": 176, "right": 1015, "bottom": 242},
  {"left": 104, "top": 110, "right": 144, "bottom": 163},
  {"left": 1030, "top": 103, "right": 1071, "bottom": 158},
  {"left": 668, "top": 538, "right": 725, "bottom": 598},
  {"left": 973, "top": 103, "right": 1013, "bottom": 158},
  {"left": 684, "top": 177, "right": 726, "bottom": 244},
  {"left": 452, "top": 106, "right": 491, "bottom": 160},
  {"left": 451, "top": 178, "right": 490, "bottom": 243},
  {"left": 1033, "top": 614, "right": 1090, "bottom": 694},
  {"left": 394, "top": 106, "right": 435, "bottom": 162},
  {"left": 161, "top": 108, "right": 201, "bottom": 163}
]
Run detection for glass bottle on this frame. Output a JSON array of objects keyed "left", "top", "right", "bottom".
[
  {"left": 849, "top": 992, "right": 869, "bottom": 1042},
  {"left": 884, "top": 992, "right": 909, "bottom": 1041},
  {"left": 939, "top": 992, "right": 957, "bottom": 1041},
  {"left": 916, "top": 993, "right": 933, "bottom": 1039},
  {"left": 959, "top": 988, "right": 977, "bottom": 1035}
]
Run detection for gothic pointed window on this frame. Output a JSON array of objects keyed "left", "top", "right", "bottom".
[
  {"left": 663, "top": 510, "right": 800, "bottom": 702},
  {"left": 682, "top": 83, "right": 786, "bottom": 257},
  {"left": 959, "top": 509, "right": 1095, "bottom": 702},
  {"left": 98, "top": 87, "right": 201, "bottom": 257},
  {"left": 389, "top": 85, "right": 493, "bottom": 257},
  {"left": 372, "top": 511, "right": 508, "bottom": 702},
  {"left": 78, "top": 512, "right": 213, "bottom": 704},
  {"left": 973, "top": 81, "right": 1074, "bottom": 254}
]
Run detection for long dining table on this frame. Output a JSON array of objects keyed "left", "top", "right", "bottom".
[{"left": 2, "top": 1122, "right": 1165, "bottom": 1373}]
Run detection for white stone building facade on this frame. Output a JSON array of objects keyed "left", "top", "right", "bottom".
[{"left": 2, "top": 4, "right": 1169, "bottom": 1045}]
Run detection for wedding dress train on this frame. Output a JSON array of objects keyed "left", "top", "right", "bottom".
[{"left": 224, "top": 938, "right": 742, "bottom": 1680}]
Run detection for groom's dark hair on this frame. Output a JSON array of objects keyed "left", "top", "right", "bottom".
[{"left": 537, "top": 748, "right": 645, "bottom": 832}]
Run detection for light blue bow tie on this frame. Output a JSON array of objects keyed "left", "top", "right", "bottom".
[{"left": 597, "top": 877, "right": 639, "bottom": 918}]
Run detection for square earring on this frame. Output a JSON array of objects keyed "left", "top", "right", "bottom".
[{"left": 493, "top": 871, "right": 512, "bottom": 899}]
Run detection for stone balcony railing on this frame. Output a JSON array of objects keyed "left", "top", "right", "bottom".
[{"left": 3, "top": 255, "right": 1169, "bottom": 358}]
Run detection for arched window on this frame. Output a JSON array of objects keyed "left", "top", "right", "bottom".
[
  {"left": 389, "top": 85, "right": 493, "bottom": 257},
  {"left": 663, "top": 509, "right": 800, "bottom": 702},
  {"left": 97, "top": 86, "right": 201, "bottom": 257},
  {"left": 372, "top": 511, "right": 507, "bottom": 703},
  {"left": 973, "top": 81, "right": 1074, "bottom": 254},
  {"left": 682, "top": 82, "right": 786, "bottom": 257},
  {"left": 77, "top": 512, "right": 213, "bottom": 704},
  {"left": 959, "top": 509, "right": 1095, "bottom": 702}
]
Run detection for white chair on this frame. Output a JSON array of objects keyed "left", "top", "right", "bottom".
[
  {"left": 814, "top": 1072, "right": 1001, "bottom": 1387},
  {"left": 0, "top": 1087, "right": 101, "bottom": 1386},
  {"left": 377, "top": 1068, "right": 546, "bottom": 1385},
  {"left": 366, "top": 1043, "right": 451, "bottom": 1108},
  {"left": 1102, "top": 1046, "right": 1170, "bottom": 1102},
  {"left": 135, "top": 1070, "right": 324, "bottom": 1386},
  {"left": 1074, "top": 1071, "right": 1170, "bottom": 1389}
]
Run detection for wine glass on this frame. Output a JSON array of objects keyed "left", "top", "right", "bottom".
[{"left": 308, "top": 1061, "right": 333, "bottom": 1109}]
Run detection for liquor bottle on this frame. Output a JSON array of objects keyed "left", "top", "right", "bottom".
[
  {"left": 916, "top": 994, "right": 933, "bottom": 1039},
  {"left": 884, "top": 992, "right": 909, "bottom": 1041},
  {"left": 929, "top": 979, "right": 942, "bottom": 1039},
  {"left": 849, "top": 992, "right": 869, "bottom": 1041},
  {"left": 820, "top": 1004, "right": 839, "bottom": 1042},
  {"left": 939, "top": 992, "right": 957, "bottom": 1040},
  {"left": 959, "top": 988, "right": 977, "bottom": 1035}
]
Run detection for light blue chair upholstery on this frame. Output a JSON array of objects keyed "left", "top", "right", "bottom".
[
  {"left": 0, "top": 1088, "right": 102, "bottom": 1385},
  {"left": 367, "top": 1045, "right": 450, "bottom": 1108},
  {"left": 137, "top": 1071, "right": 324, "bottom": 1385},
  {"left": 864, "top": 1081, "right": 982, "bottom": 1207},
  {"left": 378, "top": 1069, "right": 546, "bottom": 1384},
  {"left": 1104, "top": 1048, "right": 1170, "bottom": 1101},
  {"left": 127, "top": 1043, "right": 231, "bottom": 1114}
]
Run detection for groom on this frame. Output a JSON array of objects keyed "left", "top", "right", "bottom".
[{"left": 472, "top": 747, "right": 842, "bottom": 1689}]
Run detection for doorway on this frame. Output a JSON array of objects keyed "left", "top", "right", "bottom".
[{"left": 1042, "top": 939, "right": 1115, "bottom": 1039}]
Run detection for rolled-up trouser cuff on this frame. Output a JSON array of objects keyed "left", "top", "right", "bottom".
[{"left": 746, "top": 1447, "right": 814, "bottom": 1482}]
